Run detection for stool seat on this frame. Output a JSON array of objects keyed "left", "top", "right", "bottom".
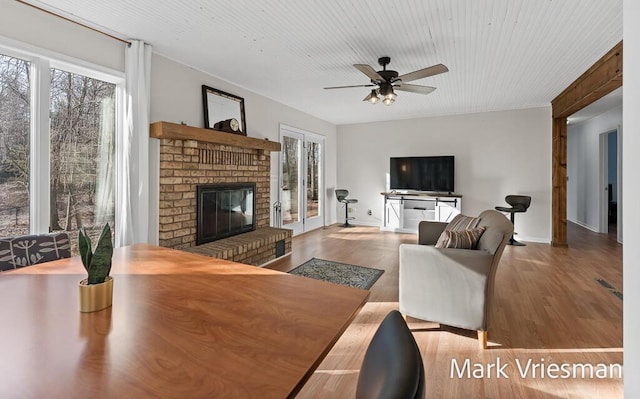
[
  {"left": 495, "top": 205, "right": 526, "bottom": 213},
  {"left": 495, "top": 195, "right": 531, "bottom": 246}
]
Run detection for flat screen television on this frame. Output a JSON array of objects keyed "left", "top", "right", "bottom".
[{"left": 390, "top": 156, "right": 455, "bottom": 193}]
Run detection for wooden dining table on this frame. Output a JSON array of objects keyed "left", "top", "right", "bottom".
[{"left": 0, "top": 244, "right": 369, "bottom": 398}]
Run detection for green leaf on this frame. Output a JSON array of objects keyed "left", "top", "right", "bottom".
[
  {"left": 78, "top": 228, "right": 92, "bottom": 273},
  {"left": 87, "top": 224, "right": 113, "bottom": 285}
]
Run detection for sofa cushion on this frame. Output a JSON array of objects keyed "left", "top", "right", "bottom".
[{"left": 435, "top": 226, "right": 486, "bottom": 249}]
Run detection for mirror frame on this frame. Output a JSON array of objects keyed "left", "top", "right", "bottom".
[{"left": 202, "top": 85, "right": 247, "bottom": 135}]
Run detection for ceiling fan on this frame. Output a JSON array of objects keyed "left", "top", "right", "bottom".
[{"left": 324, "top": 56, "right": 448, "bottom": 105}]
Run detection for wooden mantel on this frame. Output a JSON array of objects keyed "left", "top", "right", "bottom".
[{"left": 150, "top": 121, "right": 281, "bottom": 152}]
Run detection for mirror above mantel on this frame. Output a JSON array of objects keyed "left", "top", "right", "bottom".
[{"left": 202, "top": 85, "right": 247, "bottom": 135}]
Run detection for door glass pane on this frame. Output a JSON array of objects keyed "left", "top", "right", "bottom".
[
  {"left": 281, "top": 136, "right": 300, "bottom": 225},
  {"left": 306, "top": 141, "right": 320, "bottom": 218},
  {"left": 49, "top": 68, "right": 115, "bottom": 251},
  {"left": 0, "top": 54, "right": 31, "bottom": 237}
]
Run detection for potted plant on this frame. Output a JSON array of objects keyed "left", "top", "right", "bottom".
[{"left": 78, "top": 224, "right": 114, "bottom": 313}]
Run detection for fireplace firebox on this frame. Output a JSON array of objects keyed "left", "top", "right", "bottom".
[{"left": 197, "top": 183, "right": 256, "bottom": 245}]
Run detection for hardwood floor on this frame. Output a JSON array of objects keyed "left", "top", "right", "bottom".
[{"left": 268, "top": 222, "right": 623, "bottom": 398}]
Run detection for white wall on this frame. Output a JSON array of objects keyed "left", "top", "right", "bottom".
[
  {"left": 566, "top": 105, "right": 622, "bottom": 232},
  {"left": 149, "top": 54, "right": 339, "bottom": 234},
  {"left": 0, "top": 0, "right": 125, "bottom": 71},
  {"left": 623, "top": 0, "right": 640, "bottom": 395},
  {"left": 337, "top": 107, "right": 552, "bottom": 242}
]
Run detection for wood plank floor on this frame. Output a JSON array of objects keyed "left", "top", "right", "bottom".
[{"left": 268, "top": 222, "right": 623, "bottom": 398}]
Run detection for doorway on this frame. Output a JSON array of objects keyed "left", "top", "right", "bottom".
[
  {"left": 600, "top": 128, "right": 622, "bottom": 241},
  {"left": 279, "top": 125, "right": 325, "bottom": 235}
]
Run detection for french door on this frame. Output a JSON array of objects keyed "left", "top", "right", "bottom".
[{"left": 279, "top": 125, "right": 324, "bottom": 235}]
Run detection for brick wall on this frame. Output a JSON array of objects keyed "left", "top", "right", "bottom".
[{"left": 158, "top": 138, "right": 271, "bottom": 249}]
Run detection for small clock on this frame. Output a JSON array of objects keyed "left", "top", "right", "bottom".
[
  {"left": 229, "top": 118, "right": 240, "bottom": 132},
  {"left": 213, "top": 118, "right": 242, "bottom": 134}
]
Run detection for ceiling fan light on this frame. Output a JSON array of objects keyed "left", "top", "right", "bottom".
[
  {"left": 379, "top": 84, "right": 397, "bottom": 103},
  {"left": 369, "top": 90, "right": 380, "bottom": 104},
  {"left": 363, "top": 89, "right": 379, "bottom": 104}
]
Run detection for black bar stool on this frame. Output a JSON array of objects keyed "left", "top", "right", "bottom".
[
  {"left": 495, "top": 195, "right": 531, "bottom": 246},
  {"left": 335, "top": 189, "right": 358, "bottom": 227}
]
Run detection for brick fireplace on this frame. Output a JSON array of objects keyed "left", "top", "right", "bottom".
[{"left": 152, "top": 122, "right": 291, "bottom": 265}]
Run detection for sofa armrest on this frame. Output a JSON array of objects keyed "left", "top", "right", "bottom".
[
  {"left": 417, "top": 221, "right": 448, "bottom": 245},
  {"left": 399, "top": 244, "right": 495, "bottom": 331}
]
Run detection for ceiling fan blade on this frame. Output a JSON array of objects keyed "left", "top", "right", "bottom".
[
  {"left": 324, "top": 84, "right": 376, "bottom": 89},
  {"left": 394, "top": 83, "right": 436, "bottom": 95},
  {"left": 397, "top": 64, "right": 449, "bottom": 83},
  {"left": 354, "top": 64, "right": 385, "bottom": 82}
]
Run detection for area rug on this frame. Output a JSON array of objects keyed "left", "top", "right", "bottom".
[{"left": 288, "top": 258, "right": 384, "bottom": 290}]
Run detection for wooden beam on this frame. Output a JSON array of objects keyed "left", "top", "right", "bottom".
[
  {"left": 551, "top": 41, "right": 622, "bottom": 246},
  {"left": 552, "top": 41, "right": 622, "bottom": 118},
  {"left": 149, "top": 121, "right": 281, "bottom": 152},
  {"left": 552, "top": 117, "right": 568, "bottom": 247}
]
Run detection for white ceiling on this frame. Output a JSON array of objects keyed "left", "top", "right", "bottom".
[{"left": 25, "top": 0, "right": 622, "bottom": 125}]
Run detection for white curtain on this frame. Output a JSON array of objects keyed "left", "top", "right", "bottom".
[
  {"left": 95, "top": 97, "right": 115, "bottom": 224},
  {"left": 116, "top": 40, "right": 152, "bottom": 246}
]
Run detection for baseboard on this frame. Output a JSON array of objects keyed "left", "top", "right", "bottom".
[
  {"left": 567, "top": 218, "right": 599, "bottom": 233},
  {"left": 513, "top": 236, "right": 551, "bottom": 244},
  {"left": 258, "top": 252, "right": 291, "bottom": 268},
  {"left": 334, "top": 220, "right": 380, "bottom": 228}
]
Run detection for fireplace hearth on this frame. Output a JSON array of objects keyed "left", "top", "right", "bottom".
[{"left": 197, "top": 183, "right": 256, "bottom": 245}]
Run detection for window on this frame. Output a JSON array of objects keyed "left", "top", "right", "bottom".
[
  {"left": 0, "top": 45, "right": 122, "bottom": 251},
  {"left": 49, "top": 68, "right": 116, "bottom": 243},
  {"left": 0, "top": 54, "right": 31, "bottom": 237}
]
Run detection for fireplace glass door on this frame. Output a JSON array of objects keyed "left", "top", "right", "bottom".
[{"left": 197, "top": 183, "right": 255, "bottom": 245}]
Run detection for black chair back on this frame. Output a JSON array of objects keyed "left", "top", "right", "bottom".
[
  {"left": 505, "top": 195, "right": 531, "bottom": 212},
  {"left": 356, "top": 310, "right": 424, "bottom": 399},
  {"left": 0, "top": 232, "right": 71, "bottom": 271},
  {"left": 335, "top": 189, "right": 349, "bottom": 202}
]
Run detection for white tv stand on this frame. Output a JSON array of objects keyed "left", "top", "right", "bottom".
[{"left": 380, "top": 192, "right": 462, "bottom": 233}]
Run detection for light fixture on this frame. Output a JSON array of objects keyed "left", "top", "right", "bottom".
[
  {"left": 363, "top": 89, "right": 380, "bottom": 104},
  {"left": 379, "top": 84, "right": 397, "bottom": 106}
]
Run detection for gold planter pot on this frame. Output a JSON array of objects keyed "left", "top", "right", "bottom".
[{"left": 79, "top": 276, "right": 113, "bottom": 313}]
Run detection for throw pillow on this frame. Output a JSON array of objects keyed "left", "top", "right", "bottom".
[
  {"left": 445, "top": 214, "right": 481, "bottom": 232},
  {"left": 435, "top": 214, "right": 481, "bottom": 247},
  {"left": 435, "top": 226, "right": 486, "bottom": 249}
]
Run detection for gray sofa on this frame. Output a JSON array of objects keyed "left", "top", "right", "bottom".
[{"left": 399, "top": 210, "right": 513, "bottom": 349}]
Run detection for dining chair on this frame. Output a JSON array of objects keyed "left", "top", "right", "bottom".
[
  {"left": 356, "top": 310, "right": 424, "bottom": 399},
  {"left": 0, "top": 232, "right": 71, "bottom": 271}
]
